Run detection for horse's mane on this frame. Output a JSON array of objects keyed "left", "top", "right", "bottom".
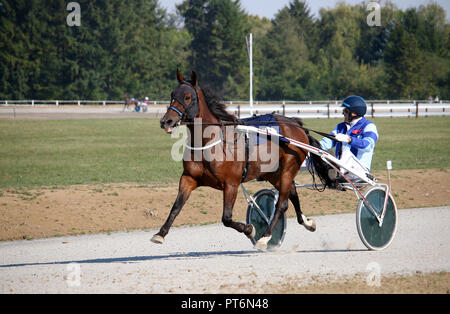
[{"left": 201, "top": 86, "right": 237, "bottom": 122}]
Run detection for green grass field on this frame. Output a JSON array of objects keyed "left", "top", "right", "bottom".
[{"left": 1, "top": 117, "right": 449, "bottom": 188}]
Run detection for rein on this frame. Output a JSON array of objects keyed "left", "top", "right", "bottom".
[
  {"left": 179, "top": 120, "right": 336, "bottom": 141},
  {"left": 168, "top": 81, "right": 335, "bottom": 143}
]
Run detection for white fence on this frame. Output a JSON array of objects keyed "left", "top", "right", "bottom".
[
  {"left": 228, "top": 101, "right": 450, "bottom": 118},
  {"left": 0, "top": 100, "right": 129, "bottom": 106},
  {"left": 1, "top": 99, "right": 449, "bottom": 118}
]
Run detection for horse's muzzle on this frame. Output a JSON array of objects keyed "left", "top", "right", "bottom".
[{"left": 160, "top": 118, "right": 178, "bottom": 134}]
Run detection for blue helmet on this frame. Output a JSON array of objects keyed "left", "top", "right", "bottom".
[{"left": 342, "top": 95, "right": 367, "bottom": 117}]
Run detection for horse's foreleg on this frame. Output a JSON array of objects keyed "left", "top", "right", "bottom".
[
  {"left": 222, "top": 184, "right": 255, "bottom": 238},
  {"left": 151, "top": 175, "right": 197, "bottom": 244}
]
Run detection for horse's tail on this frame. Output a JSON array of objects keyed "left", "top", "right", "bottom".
[
  {"left": 306, "top": 135, "right": 334, "bottom": 189},
  {"left": 290, "top": 117, "right": 334, "bottom": 190}
]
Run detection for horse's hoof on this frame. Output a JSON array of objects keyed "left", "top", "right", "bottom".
[
  {"left": 151, "top": 234, "right": 164, "bottom": 244},
  {"left": 246, "top": 224, "right": 256, "bottom": 239},
  {"left": 254, "top": 236, "right": 271, "bottom": 252},
  {"left": 301, "top": 215, "right": 316, "bottom": 232}
]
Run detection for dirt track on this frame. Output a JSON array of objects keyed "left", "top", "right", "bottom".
[{"left": 1, "top": 206, "right": 449, "bottom": 294}]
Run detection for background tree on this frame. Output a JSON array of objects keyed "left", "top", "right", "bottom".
[
  {"left": 384, "top": 19, "right": 425, "bottom": 99},
  {"left": 257, "top": 0, "right": 319, "bottom": 100},
  {"left": 0, "top": 0, "right": 42, "bottom": 99},
  {"left": 0, "top": 0, "right": 448, "bottom": 101},
  {"left": 177, "top": 0, "right": 250, "bottom": 98}
]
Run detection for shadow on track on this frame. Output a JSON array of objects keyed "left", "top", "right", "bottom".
[
  {"left": 0, "top": 250, "right": 258, "bottom": 268},
  {"left": 0, "top": 248, "right": 367, "bottom": 268}
]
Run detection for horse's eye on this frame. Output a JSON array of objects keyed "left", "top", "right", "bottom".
[{"left": 185, "top": 96, "right": 191, "bottom": 101}]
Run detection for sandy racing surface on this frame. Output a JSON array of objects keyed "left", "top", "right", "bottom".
[{"left": 1, "top": 206, "right": 449, "bottom": 293}]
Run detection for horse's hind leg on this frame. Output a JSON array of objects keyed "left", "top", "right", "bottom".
[
  {"left": 222, "top": 184, "right": 255, "bottom": 238},
  {"left": 151, "top": 175, "right": 197, "bottom": 244},
  {"left": 255, "top": 178, "right": 291, "bottom": 251},
  {"left": 289, "top": 181, "right": 316, "bottom": 232},
  {"left": 255, "top": 174, "right": 315, "bottom": 251}
]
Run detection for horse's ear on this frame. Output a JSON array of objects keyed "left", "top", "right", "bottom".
[
  {"left": 176, "top": 68, "right": 184, "bottom": 83},
  {"left": 191, "top": 71, "right": 198, "bottom": 88}
]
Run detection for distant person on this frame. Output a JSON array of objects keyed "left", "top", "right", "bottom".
[
  {"left": 142, "top": 97, "right": 149, "bottom": 112},
  {"left": 435, "top": 96, "right": 439, "bottom": 103},
  {"left": 319, "top": 95, "right": 379, "bottom": 182},
  {"left": 123, "top": 94, "right": 132, "bottom": 112}
]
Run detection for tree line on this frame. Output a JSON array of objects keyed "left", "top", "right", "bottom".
[{"left": 0, "top": 0, "right": 448, "bottom": 101}]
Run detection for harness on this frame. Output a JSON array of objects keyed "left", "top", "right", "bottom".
[
  {"left": 170, "top": 84, "right": 334, "bottom": 184},
  {"left": 182, "top": 125, "right": 250, "bottom": 183},
  {"left": 185, "top": 139, "right": 222, "bottom": 151}
]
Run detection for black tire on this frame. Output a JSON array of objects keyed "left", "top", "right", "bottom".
[
  {"left": 356, "top": 186, "right": 398, "bottom": 251},
  {"left": 246, "top": 189, "right": 287, "bottom": 248}
]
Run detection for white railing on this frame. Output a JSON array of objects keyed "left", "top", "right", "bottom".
[
  {"left": 227, "top": 101, "right": 450, "bottom": 118},
  {"left": 1, "top": 99, "right": 449, "bottom": 118},
  {"left": 0, "top": 100, "right": 169, "bottom": 106}
]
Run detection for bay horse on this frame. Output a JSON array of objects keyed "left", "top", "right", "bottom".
[
  {"left": 152, "top": 70, "right": 332, "bottom": 251},
  {"left": 123, "top": 94, "right": 139, "bottom": 112}
]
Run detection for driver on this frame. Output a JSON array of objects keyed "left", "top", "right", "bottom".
[{"left": 319, "top": 95, "right": 379, "bottom": 182}]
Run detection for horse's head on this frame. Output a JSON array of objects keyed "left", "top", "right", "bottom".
[{"left": 160, "top": 69, "right": 199, "bottom": 133}]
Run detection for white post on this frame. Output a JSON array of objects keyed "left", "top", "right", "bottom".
[
  {"left": 387, "top": 160, "right": 392, "bottom": 189},
  {"left": 246, "top": 33, "right": 253, "bottom": 116},
  {"left": 249, "top": 33, "right": 253, "bottom": 116}
]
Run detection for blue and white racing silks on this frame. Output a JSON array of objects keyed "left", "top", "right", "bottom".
[{"left": 319, "top": 117, "right": 379, "bottom": 171}]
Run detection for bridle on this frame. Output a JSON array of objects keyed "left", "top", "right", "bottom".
[{"left": 168, "top": 81, "right": 199, "bottom": 121}]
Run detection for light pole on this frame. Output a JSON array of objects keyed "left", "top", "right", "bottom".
[{"left": 246, "top": 33, "right": 253, "bottom": 116}]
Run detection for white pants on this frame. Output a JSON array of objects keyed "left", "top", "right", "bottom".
[
  {"left": 339, "top": 150, "right": 369, "bottom": 179},
  {"left": 300, "top": 151, "right": 369, "bottom": 180}
]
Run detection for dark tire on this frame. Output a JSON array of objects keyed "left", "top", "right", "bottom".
[
  {"left": 356, "top": 186, "right": 398, "bottom": 250},
  {"left": 246, "top": 189, "right": 287, "bottom": 248}
]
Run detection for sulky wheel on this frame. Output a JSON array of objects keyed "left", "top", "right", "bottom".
[
  {"left": 246, "top": 189, "right": 287, "bottom": 249},
  {"left": 356, "top": 185, "right": 398, "bottom": 251}
]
